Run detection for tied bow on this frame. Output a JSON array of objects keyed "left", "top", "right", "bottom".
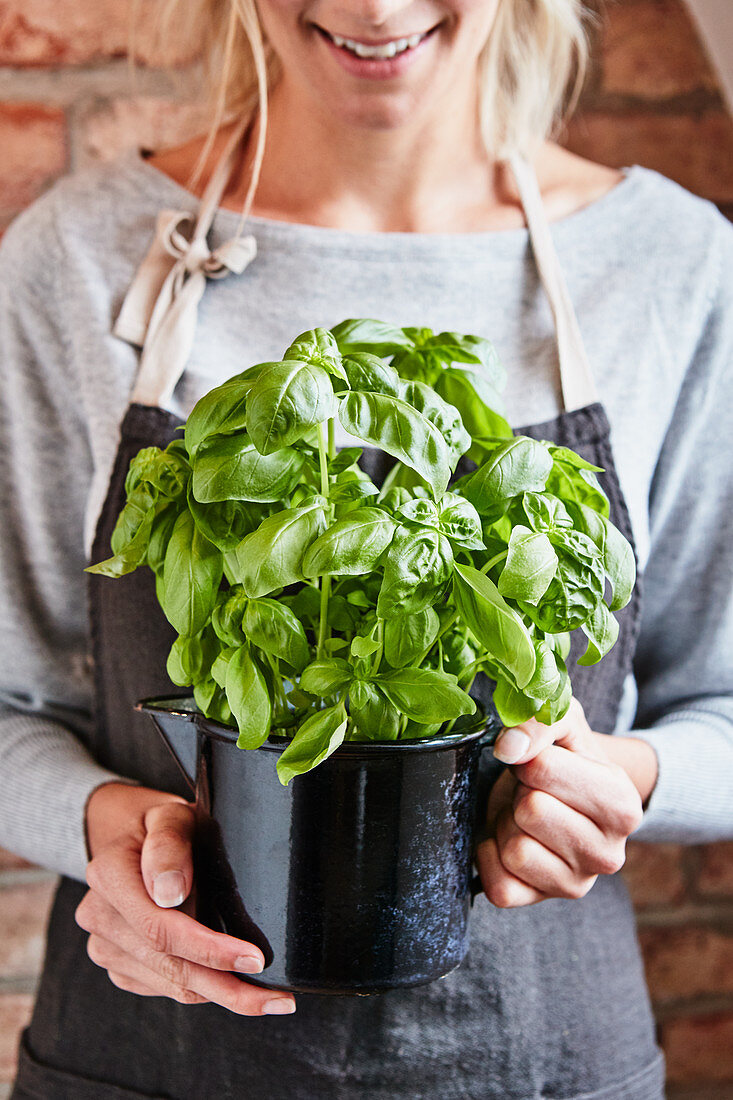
[{"left": 114, "top": 209, "right": 258, "bottom": 408}]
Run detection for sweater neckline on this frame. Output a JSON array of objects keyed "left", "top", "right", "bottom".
[{"left": 123, "top": 148, "right": 641, "bottom": 258}]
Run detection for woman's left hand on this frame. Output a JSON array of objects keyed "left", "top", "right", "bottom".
[{"left": 475, "top": 697, "right": 657, "bottom": 908}]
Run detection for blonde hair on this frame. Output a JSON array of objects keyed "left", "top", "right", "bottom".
[{"left": 153, "top": 0, "right": 590, "bottom": 209}]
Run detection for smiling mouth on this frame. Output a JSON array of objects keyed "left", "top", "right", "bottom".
[{"left": 313, "top": 23, "right": 440, "bottom": 59}]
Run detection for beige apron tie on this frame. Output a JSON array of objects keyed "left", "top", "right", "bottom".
[
  {"left": 114, "top": 116, "right": 257, "bottom": 409},
  {"left": 507, "top": 153, "right": 599, "bottom": 412},
  {"left": 83, "top": 117, "right": 256, "bottom": 555}
]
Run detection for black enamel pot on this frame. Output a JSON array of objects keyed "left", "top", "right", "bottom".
[{"left": 138, "top": 696, "right": 502, "bottom": 996}]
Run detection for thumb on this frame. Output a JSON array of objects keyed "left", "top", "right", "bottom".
[
  {"left": 492, "top": 697, "right": 594, "bottom": 766},
  {"left": 140, "top": 801, "right": 196, "bottom": 909}
]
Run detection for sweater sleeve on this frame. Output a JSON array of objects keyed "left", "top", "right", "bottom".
[
  {"left": 0, "top": 197, "right": 137, "bottom": 882},
  {"left": 629, "top": 210, "right": 733, "bottom": 843}
]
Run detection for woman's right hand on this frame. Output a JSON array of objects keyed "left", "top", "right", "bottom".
[{"left": 75, "top": 782, "right": 296, "bottom": 1016}]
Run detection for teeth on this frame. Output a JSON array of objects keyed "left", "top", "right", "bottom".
[{"left": 329, "top": 30, "right": 426, "bottom": 58}]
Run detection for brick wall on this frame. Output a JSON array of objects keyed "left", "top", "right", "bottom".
[{"left": 0, "top": 1, "right": 732, "bottom": 1096}]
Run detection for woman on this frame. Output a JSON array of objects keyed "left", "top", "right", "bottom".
[{"left": 1, "top": 0, "right": 732, "bottom": 1095}]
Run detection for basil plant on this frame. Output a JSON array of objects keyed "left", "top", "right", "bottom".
[{"left": 89, "top": 319, "right": 635, "bottom": 785}]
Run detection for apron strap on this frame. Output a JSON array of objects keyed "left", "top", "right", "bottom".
[
  {"left": 114, "top": 116, "right": 257, "bottom": 409},
  {"left": 506, "top": 153, "right": 599, "bottom": 413}
]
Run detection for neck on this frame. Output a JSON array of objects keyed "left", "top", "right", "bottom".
[{"left": 224, "top": 78, "right": 513, "bottom": 234}]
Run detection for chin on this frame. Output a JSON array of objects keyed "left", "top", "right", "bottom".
[{"left": 319, "top": 92, "right": 423, "bottom": 132}]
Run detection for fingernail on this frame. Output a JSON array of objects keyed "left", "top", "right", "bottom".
[
  {"left": 234, "top": 955, "right": 264, "bottom": 975},
  {"left": 263, "top": 998, "right": 296, "bottom": 1015},
  {"left": 493, "top": 728, "right": 531, "bottom": 764},
  {"left": 153, "top": 870, "right": 186, "bottom": 908}
]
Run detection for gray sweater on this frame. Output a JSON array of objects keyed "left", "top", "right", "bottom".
[{"left": 1, "top": 152, "right": 732, "bottom": 882}]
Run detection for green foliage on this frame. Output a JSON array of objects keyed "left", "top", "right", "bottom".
[
  {"left": 338, "top": 390, "right": 451, "bottom": 498},
  {"left": 192, "top": 436, "right": 305, "bottom": 503},
  {"left": 302, "top": 508, "right": 396, "bottom": 578},
  {"left": 88, "top": 319, "right": 635, "bottom": 784}
]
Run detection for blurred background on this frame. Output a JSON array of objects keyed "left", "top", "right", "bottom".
[{"left": 0, "top": 1, "right": 732, "bottom": 1096}]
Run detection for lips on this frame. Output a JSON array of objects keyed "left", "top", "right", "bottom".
[
  {"left": 311, "top": 20, "right": 441, "bottom": 79},
  {"left": 313, "top": 22, "right": 440, "bottom": 54}
]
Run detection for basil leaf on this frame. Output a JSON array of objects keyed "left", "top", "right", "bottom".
[
  {"left": 493, "top": 677, "right": 538, "bottom": 728},
  {"left": 427, "top": 332, "right": 505, "bottom": 386},
  {"left": 522, "top": 491, "right": 574, "bottom": 534},
  {"left": 577, "top": 601, "right": 619, "bottom": 666},
  {"left": 211, "top": 646, "right": 237, "bottom": 689},
  {"left": 302, "top": 507, "right": 396, "bottom": 578},
  {"left": 341, "top": 352, "right": 401, "bottom": 396},
  {"left": 452, "top": 562, "right": 536, "bottom": 689},
  {"left": 226, "top": 646, "right": 272, "bottom": 749},
  {"left": 464, "top": 437, "right": 553, "bottom": 518},
  {"left": 498, "top": 525, "right": 558, "bottom": 604},
  {"left": 535, "top": 673, "right": 572, "bottom": 725},
  {"left": 110, "top": 485, "right": 156, "bottom": 555},
  {"left": 276, "top": 704, "right": 348, "bottom": 785},
  {"left": 383, "top": 607, "right": 440, "bottom": 668},
  {"left": 377, "top": 526, "right": 453, "bottom": 619},
  {"left": 397, "top": 498, "right": 440, "bottom": 530},
  {"left": 124, "top": 447, "right": 162, "bottom": 496},
  {"left": 350, "top": 632, "right": 380, "bottom": 659},
  {"left": 243, "top": 598, "right": 310, "bottom": 672},
  {"left": 349, "top": 679, "right": 370, "bottom": 710},
  {"left": 146, "top": 502, "right": 180, "bottom": 576},
  {"left": 438, "top": 494, "right": 485, "bottom": 550},
  {"left": 400, "top": 719, "right": 444, "bottom": 739},
  {"left": 148, "top": 446, "right": 190, "bottom": 500},
  {"left": 378, "top": 485, "right": 413, "bottom": 510},
  {"left": 573, "top": 502, "right": 636, "bottom": 612},
  {"left": 212, "top": 587, "right": 249, "bottom": 646},
  {"left": 234, "top": 502, "right": 326, "bottom": 597},
  {"left": 441, "top": 629, "right": 478, "bottom": 679},
  {"left": 349, "top": 682, "right": 400, "bottom": 740},
  {"left": 192, "top": 435, "right": 304, "bottom": 503},
  {"left": 522, "top": 531, "right": 604, "bottom": 632},
  {"left": 284, "top": 327, "right": 346, "bottom": 380},
  {"left": 330, "top": 471, "right": 380, "bottom": 505},
  {"left": 330, "top": 318, "right": 413, "bottom": 358},
  {"left": 339, "top": 390, "right": 451, "bottom": 499},
  {"left": 184, "top": 370, "right": 260, "bottom": 455},
  {"left": 434, "top": 368, "right": 513, "bottom": 447},
  {"left": 545, "top": 454, "right": 610, "bottom": 518},
  {"left": 552, "top": 527, "right": 604, "bottom": 567},
  {"left": 399, "top": 379, "right": 471, "bottom": 463},
  {"left": 125, "top": 445, "right": 190, "bottom": 501},
  {"left": 346, "top": 589, "right": 372, "bottom": 609},
  {"left": 193, "top": 678, "right": 233, "bottom": 726},
  {"left": 166, "top": 627, "right": 219, "bottom": 687},
  {"left": 375, "top": 668, "right": 475, "bottom": 724},
  {"left": 87, "top": 486, "right": 157, "bottom": 577},
  {"left": 547, "top": 630, "right": 571, "bottom": 660},
  {"left": 188, "top": 491, "right": 262, "bottom": 552},
  {"left": 166, "top": 636, "right": 199, "bottom": 688},
  {"left": 246, "top": 360, "right": 336, "bottom": 454},
  {"left": 299, "top": 658, "right": 354, "bottom": 696},
  {"left": 159, "top": 512, "right": 223, "bottom": 636},
  {"left": 524, "top": 639, "right": 563, "bottom": 701},
  {"left": 547, "top": 444, "right": 603, "bottom": 472},
  {"left": 328, "top": 447, "right": 363, "bottom": 475}
]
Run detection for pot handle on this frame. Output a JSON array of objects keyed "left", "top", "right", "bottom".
[{"left": 470, "top": 872, "right": 484, "bottom": 905}]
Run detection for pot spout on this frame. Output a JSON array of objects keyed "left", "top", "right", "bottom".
[{"left": 136, "top": 697, "right": 199, "bottom": 795}]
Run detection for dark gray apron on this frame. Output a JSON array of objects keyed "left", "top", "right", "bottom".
[{"left": 11, "top": 140, "right": 666, "bottom": 1100}]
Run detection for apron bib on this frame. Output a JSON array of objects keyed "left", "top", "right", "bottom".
[{"left": 12, "top": 125, "right": 665, "bottom": 1100}]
